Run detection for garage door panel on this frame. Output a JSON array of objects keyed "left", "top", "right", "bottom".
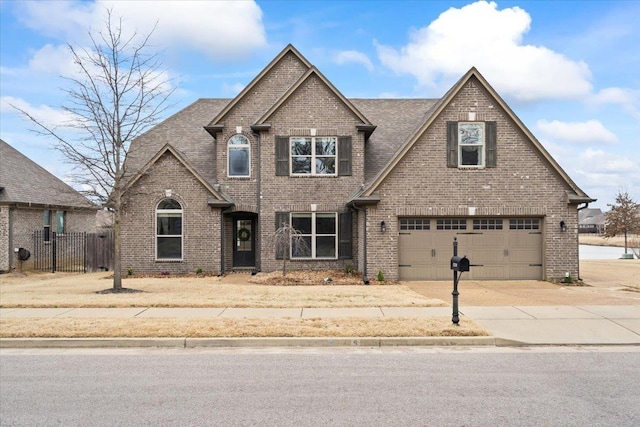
[{"left": 398, "top": 217, "right": 543, "bottom": 281}]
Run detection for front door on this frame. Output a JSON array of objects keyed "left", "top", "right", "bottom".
[{"left": 233, "top": 218, "right": 255, "bottom": 268}]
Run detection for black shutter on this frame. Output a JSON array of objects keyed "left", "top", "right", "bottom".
[
  {"left": 275, "top": 136, "right": 289, "bottom": 176},
  {"left": 446, "top": 121, "right": 458, "bottom": 168},
  {"left": 275, "top": 212, "right": 289, "bottom": 259},
  {"left": 338, "top": 136, "right": 352, "bottom": 176},
  {"left": 485, "top": 121, "right": 497, "bottom": 168},
  {"left": 338, "top": 211, "right": 352, "bottom": 259}
]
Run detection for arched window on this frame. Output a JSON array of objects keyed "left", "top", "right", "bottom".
[
  {"left": 156, "top": 198, "right": 182, "bottom": 260},
  {"left": 228, "top": 134, "right": 250, "bottom": 177}
]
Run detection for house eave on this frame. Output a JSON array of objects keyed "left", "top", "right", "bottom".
[
  {"left": 356, "top": 124, "right": 377, "bottom": 139},
  {"left": 204, "top": 125, "right": 224, "bottom": 138},
  {"left": 347, "top": 195, "right": 381, "bottom": 208},
  {"left": 568, "top": 194, "right": 596, "bottom": 204},
  {"left": 250, "top": 124, "right": 271, "bottom": 133},
  {"left": 208, "top": 200, "right": 234, "bottom": 208}
]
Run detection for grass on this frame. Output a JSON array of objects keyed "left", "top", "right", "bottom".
[
  {"left": 0, "top": 271, "right": 444, "bottom": 308},
  {"left": 0, "top": 317, "right": 488, "bottom": 338},
  {"left": 0, "top": 271, "right": 486, "bottom": 338}
]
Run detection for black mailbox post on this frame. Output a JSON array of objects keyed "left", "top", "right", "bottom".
[{"left": 451, "top": 238, "right": 470, "bottom": 325}]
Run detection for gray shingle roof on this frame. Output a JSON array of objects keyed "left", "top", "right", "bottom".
[
  {"left": 0, "top": 139, "right": 94, "bottom": 209},
  {"left": 351, "top": 99, "right": 438, "bottom": 183},
  {"left": 125, "top": 97, "right": 437, "bottom": 187}
]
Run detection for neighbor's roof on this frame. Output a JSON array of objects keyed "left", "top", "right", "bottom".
[{"left": 0, "top": 139, "right": 95, "bottom": 209}]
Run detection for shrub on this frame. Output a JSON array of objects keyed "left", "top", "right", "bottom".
[{"left": 377, "top": 270, "right": 385, "bottom": 282}]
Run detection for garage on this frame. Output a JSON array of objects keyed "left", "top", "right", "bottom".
[{"left": 398, "top": 218, "right": 542, "bottom": 280}]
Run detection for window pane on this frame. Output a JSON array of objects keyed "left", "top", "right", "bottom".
[
  {"left": 229, "top": 148, "right": 249, "bottom": 176},
  {"left": 461, "top": 146, "right": 481, "bottom": 165},
  {"left": 291, "top": 137, "right": 311, "bottom": 155},
  {"left": 316, "top": 214, "right": 336, "bottom": 234},
  {"left": 459, "top": 122, "right": 484, "bottom": 144},
  {"left": 157, "top": 213, "right": 182, "bottom": 235},
  {"left": 292, "top": 236, "right": 312, "bottom": 258},
  {"left": 56, "top": 211, "right": 65, "bottom": 233},
  {"left": 292, "top": 157, "right": 311, "bottom": 174},
  {"left": 315, "top": 158, "right": 335, "bottom": 174},
  {"left": 291, "top": 213, "right": 312, "bottom": 234},
  {"left": 315, "top": 138, "right": 336, "bottom": 155},
  {"left": 229, "top": 135, "right": 249, "bottom": 145},
  {"left": 157, "top": 237, "right": 181, "bottom": 259},
  {"left": 158, "top": 199, "right": 181, "bottom": 210},
  {"left": 316, "top": 236, "right": 336, "bottom": 257}
]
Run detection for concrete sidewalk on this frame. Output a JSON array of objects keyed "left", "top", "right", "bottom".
[{"left": 1, "top": 305, "right": 639, "bottom": 347}]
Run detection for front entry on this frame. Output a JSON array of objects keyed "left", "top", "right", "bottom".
[{"left": 233, "top": 217, "right": 256, "bottom": 268}]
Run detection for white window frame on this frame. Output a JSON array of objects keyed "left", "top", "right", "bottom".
[
  {"left": 290, "top": 212, "right": 338, "bottom": 259},
  {"left": 290, "top": 136, "right": 337, "bottom": 176},
  {"left": 227, "top": 134, "right": 251, "bottom": 177},
  {"left": 458, "top": 122, "right": 485, "bottom": 168},
  {"left": 155, "top": 199, "right": 183, "bottom": 261}
]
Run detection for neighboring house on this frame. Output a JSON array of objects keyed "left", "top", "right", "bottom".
[
  {"left": 578, "top": 208, "right": 604, "bottom": 234},
  {"left": 0, "top": 139, "right": 97, "bottom": 272},
  {"left": 121, "top": 45, "right": 594, "bottom": 281}
]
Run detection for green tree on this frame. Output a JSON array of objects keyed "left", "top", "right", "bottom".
[{"left": 604, "top": 190, "right": 640, "bottom": 255}]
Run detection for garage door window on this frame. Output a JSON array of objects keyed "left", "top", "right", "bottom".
[
  {"left": 437, "top": 219, "right": 467, "bottom": 230},
  {"left": 400, "top": 219, "right": 430, "bottom": 230},
  {"left": 510, "top": 219, "right": 540, "bottom": 230},
  {"left": 473, "top": 219, "right": 503, "bottom": 230}
]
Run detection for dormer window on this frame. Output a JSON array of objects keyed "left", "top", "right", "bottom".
[{"left": 228, "top": 134, "right": 250, "bottom": 177}]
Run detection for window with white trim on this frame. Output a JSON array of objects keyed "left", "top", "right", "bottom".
[
  {"left": 228, "top": 134, "right": 250, "bottom": 177},
  {"left": 458, "top": 122, "right": 485, "bottom": 167},
  {"left": 290, "top": 137, "right": 337, "bottom": 175},
  {"left": 290, "top": 212, "right": 337, "bottom": 259},
  {"left": 156, "top": 198, "right": 183, "bottom": 260}
]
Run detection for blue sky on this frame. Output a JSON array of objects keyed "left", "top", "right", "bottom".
[{"left": 1, "top": 0, "right": 638, "bottom": 209}]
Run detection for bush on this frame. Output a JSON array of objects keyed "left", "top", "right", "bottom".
[{"left": 377, "top": 270, "right": 385, "bottom": 282}]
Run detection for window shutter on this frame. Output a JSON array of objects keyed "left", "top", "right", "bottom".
[
  {"left": 338, "top": 211, "right": 352, "bottom": 259},
  {"left": 275, "top": 211, "right": 289, "bottom": 259},
  {"left": 485, "top": 121, "right": 497, "bottom": 168},
  {"left": 338, "top": 136, "right": 352, "bottom": 176},
  {"left": 275, "top": 136, "right": 289, "bottom": 176},
  {"left": 446, "top": 122, "right": 458, "bottom": 168}
]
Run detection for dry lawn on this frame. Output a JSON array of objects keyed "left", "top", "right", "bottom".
[
  {"left": 580, "top": 233, "right": 639, "bottom": 251},
  {"left": 0, "top": 271, "right": 443, "bottom": 308},
  {"left": 0, "top": 317, "right": 488, "bottom": 338}
]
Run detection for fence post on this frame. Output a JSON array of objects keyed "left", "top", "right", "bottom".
[
  {"left": 83, "top": 232, "right": 87, "bottom": 273},
  {"left": 52, "top": 231, "right": 57, "bottom": 273}
]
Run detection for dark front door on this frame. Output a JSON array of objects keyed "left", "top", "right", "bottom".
[{"left": 233, "top": 218, "right": 255, "bottom": 268}]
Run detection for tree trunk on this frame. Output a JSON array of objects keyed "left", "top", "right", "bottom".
[{"left": 112, "top": 191, "right": 122, "bottom": 290}]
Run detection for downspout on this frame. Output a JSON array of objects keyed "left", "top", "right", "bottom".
[
  {"left": 252, "top": 129, "right": 261, "bottom": 273},
  {"left": 352, "top": 203, "right": 369, "bottom": 284}
]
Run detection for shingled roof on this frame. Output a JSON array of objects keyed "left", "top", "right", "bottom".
[{"left": 0, "top": 139, "right": 94, "bottom": 209}]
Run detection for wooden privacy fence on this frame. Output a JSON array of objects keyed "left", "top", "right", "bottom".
[{"left": 32, "top": 230, "right": 114, "bottom": 273}]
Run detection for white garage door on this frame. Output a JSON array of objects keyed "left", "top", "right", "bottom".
[{"left": 398, "top": 218, "right": 542, "bottom": 280}]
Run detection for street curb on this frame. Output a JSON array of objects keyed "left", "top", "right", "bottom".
[{"left": 1, "top": 336, "right": 497, "bottom": 349}]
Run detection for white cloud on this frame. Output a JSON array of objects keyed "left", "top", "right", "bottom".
[
  {"left": 537, "top": 119, "right": 618, "bottom": 145},
  {"left": 16, "top": 1, "right": 267, "bottom": 61},
  {"left": 334, "top": 50, "right": 374, "bottom": 72},
  {"left": 375, "top": 1, "right": 592, "bottom": 101},
  {"left": 1, "top": 96, "right": 73, "bottom": 129},
  {"left": 579, "top": 148, "right": 637, "bottom": 174},
  {"left": 222, "top": 82, "right": 246, "bottom": 96},
  {"left": 28, "top": 44, "right": 77, "bottom": 76},
  {"left": 589, "top": 87, "right": 640, "bottom": 119}
]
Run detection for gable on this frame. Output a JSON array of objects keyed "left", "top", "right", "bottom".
[
  {"left": 208, "top": 47, "right": 311, "bottom": 127},
  {"left": 124, "top": 144, "right": 230, "bottom": 205},
  {"left": 360, "top": 69, "right": 593, "bottom": 204}
]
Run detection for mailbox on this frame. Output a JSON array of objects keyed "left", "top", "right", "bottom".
[{"left": 450, "top": 255, "right": 470, "bottom": 272}]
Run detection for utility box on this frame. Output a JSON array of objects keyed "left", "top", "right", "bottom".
[{"left": 450, "top": 255, "right": 470, "bottom": 272}]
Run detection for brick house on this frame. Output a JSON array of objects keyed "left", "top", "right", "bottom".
[
  {"left": 0, "top": 139, "right": 97, "bottom": 272},
  {"left": 121, "top": 45, "right": 594, "bottom": 281}
]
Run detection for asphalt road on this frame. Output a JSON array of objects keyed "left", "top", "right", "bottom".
[{"left": 1, "top": 347, "right": 639, "bottom": 426}]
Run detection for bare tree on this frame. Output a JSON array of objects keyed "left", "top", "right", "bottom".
[
  {"left": 13, "top": 10, "right": 174, "bottom": 290},
  {"left": 271, "top": 221, "right": 310, "bottom": 276},
  {"left": 604, "top": 189, "right": 640, "bottom": 256}
]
